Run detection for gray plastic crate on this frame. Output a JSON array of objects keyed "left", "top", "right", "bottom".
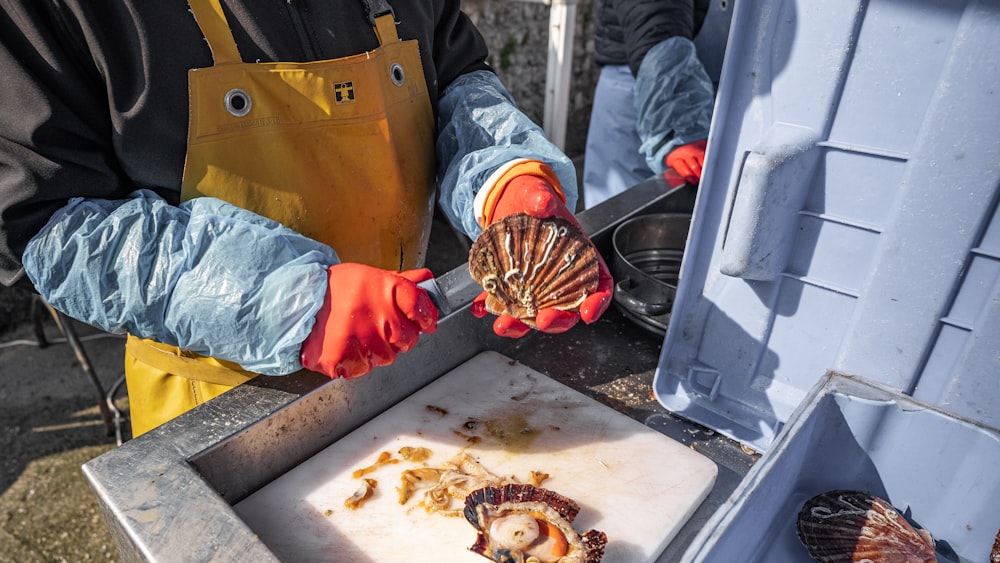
[
  {"left": 682, "top": 373, "right": 1000, "bottom": 562},
  {"left": 651, "top": 0, "right": 1000, "bottom": 560},
  {"left": 655, "top": 0, "right": 1000, "bottom": 453}
]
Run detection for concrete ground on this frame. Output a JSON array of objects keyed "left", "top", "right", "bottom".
[{"left": 0, "top": 313, "right": 126, "bottom": 562}]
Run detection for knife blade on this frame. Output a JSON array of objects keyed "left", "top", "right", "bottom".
[{"left": 417, "top": 277, "right": 454, "bottom": 317}]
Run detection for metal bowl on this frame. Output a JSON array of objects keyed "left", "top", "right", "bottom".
[{"left": 611, "top": 213, "right": 692, "bottom": 335}]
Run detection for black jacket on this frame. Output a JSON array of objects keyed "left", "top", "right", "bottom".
[
  {"left": 0, "top": 0, "right": 490, "bottom": 286},
  {"left": 594, "top": 0, "right": 709, "bottom": 75}
]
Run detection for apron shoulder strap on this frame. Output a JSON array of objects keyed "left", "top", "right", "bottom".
[
  {"left": 361, "top": 0, "right": 393, "bottom": 24},
  {"left": 362, "top": 0, "right": 400, "bottom": 45},
  {"left": 188, "top": 0, "right": 243, "bottom": 65},
  {"left": 188, "top": 0, "right": 398, "bottom": 64}
]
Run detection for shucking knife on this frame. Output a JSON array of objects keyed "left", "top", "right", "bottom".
[{"left": 418, "top": 277, "right": 455, "bottom": 317}]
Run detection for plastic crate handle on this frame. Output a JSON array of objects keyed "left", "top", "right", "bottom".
[{"left": 720, "top": 124, "right": 820, "bottom": 281}]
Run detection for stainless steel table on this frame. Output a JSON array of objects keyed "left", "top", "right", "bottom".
[{"left": 83, "top": 178, "right": 758, "bottom": 562}]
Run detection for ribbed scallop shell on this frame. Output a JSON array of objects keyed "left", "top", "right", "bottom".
[
  {"left": 796, "top": 490, "right": 937, "bottom": 562},
  {"left": 464, "top": 483, "right": 607, "bottom": 563},
  {"left": 469, "top": 214, "right": 600, "bottom": 327}
]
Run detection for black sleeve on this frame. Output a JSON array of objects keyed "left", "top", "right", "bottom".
[
  {"left": 611, "top": 0, "right": 700, "bottom": 76},
  {"left": 0, "top": 1, "right": 129, "bottom": 286},
  {"left": 430, "top": 0, "right": 492, "bottom": 92}
]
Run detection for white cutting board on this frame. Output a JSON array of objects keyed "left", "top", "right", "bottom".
[{"left": 234, "top": 351, "right": 717, "bottom": 562}]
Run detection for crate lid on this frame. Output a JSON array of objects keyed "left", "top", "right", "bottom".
[{"left": 654, "top": 0, "right": 1000, "bottom": 452}]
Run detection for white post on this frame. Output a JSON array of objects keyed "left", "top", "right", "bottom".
[{"left": 543, "top": 0, "right": 576, "bottom": 150}]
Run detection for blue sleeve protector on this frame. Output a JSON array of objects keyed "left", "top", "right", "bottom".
[
  {"left": 634, "top": 36, "right": 715, "bottom": 173},
  {"left": 435, "top": 70, "right": 577, "bottom": 238},
  {"left": 22, "top": 190, "right": 338, "bottom": 375}
]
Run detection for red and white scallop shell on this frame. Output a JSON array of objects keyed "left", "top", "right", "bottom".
[
  {"left": 796, "top": 490, "right": 937, "bottom": 562},
  {"left": 469, "top": 213, "right": 600, "bottom": 327},
  {"left": 464, "top": 483, "right": 607, "bottom": 563}
]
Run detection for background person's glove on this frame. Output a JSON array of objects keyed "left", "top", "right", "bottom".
[
  {"left": 301, "top": 263, "right": 438, "bottom": 379},
  {"left": 472, "top": 173, "right": 613, "bottom": 338},
  {"left": 664, "top": 139, "right": 707, "bottom": 187}
]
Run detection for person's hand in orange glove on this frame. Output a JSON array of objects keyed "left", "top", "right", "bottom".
[
  {"left": 300, "top": 263, "right": 438, "bottom": 379},
  {"left": 664, "top": 139, "right": 707, "bottom": 187},
  {"left": 472, "top": 167, "right": 613, "bottom": 338}
]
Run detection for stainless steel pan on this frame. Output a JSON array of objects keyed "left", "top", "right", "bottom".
[{"left": 611, "top": 213, "right": 691, "bottom": 335}]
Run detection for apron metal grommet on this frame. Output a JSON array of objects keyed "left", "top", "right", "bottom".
[
  {"left": 389, "top": 62, "right": 405, "bottom": 86},
  {"left": 224, "top": 88, "right": 252, "bottom": 117}
]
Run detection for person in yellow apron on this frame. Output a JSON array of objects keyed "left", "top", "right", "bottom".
[
  {"left": 121, "top": 0, "right": 442, "bottom": 436},
  {"left": 11, "top": 0, "right": 612, "bottom": 437}
]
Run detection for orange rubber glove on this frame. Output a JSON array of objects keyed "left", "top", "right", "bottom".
[
  {"left": 301, "top": 263, "right": 438, "bottom": 379},
  {"left": 664, "top": 139, "right": 707, "bottom": 187},
  {"left": 472, "top": 174, "right": 614, "bottom": 338}
]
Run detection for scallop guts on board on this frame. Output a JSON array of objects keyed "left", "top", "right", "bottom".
[
  {"left": 469, "top": 213, "right": 600, "bottom": 328},
  {"left": 796, "top": 490, "right": 937, "bottom": 562},
  {"left": 464, "top": 483, "right": 607, "bottom": 563}
]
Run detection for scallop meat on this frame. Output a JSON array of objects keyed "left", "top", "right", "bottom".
[
  {"left": 796, "top": 490, "right": 937, "bottom": 562},
  {"left": 469, "top": 213, "right": 600, "bottom": 327},
  {"left": 464, "top": 483, "right": 607, "bottom": 563}
]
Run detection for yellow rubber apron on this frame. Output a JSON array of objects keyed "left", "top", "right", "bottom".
[{"left": 124, "top": 0, "right": 436, "bottom": 437}]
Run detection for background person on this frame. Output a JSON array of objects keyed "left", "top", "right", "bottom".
[{"left": 583, "top": 0, "right": 716, "bottom": 208}]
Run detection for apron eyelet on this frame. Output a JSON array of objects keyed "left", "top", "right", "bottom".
[
  {"left": 224, "top": 88, "right": 252, "bottom": 117},
  {"left": 389, "top": 62, "right": 405, "bottom": 86}
]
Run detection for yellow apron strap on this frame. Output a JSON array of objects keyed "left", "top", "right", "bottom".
[
  {"left": 373, "top": 12, "right": 399, "bottom": 45},
  {"left": 362, "top": 0, "right": 400, "bottom": 44},
  {"left": 126, "top": 335, "right": 256, "bottom": 387},
  {"left": 187, "top": 0, "right": 242, "bottom": 65},
  {"left": 187, "top": 0, "right": 395, "bottom": 62}
]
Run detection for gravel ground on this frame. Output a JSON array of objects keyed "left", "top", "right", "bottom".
[{"left": 0, "top": 316, "right": 126, "bottom": 563}]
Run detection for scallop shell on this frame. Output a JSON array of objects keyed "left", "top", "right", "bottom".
[
  {"left": 469, "top": 213, "right": 600, "bottom": 327},
  {"left": 464, "top": 483, "right": 607, "bottom": 563},
  {"left": 991, "top": 528, "right": 1000, "bottom": 563},
  {"left": 796, "top": 490, "right": 937, "bottom": 562}
]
